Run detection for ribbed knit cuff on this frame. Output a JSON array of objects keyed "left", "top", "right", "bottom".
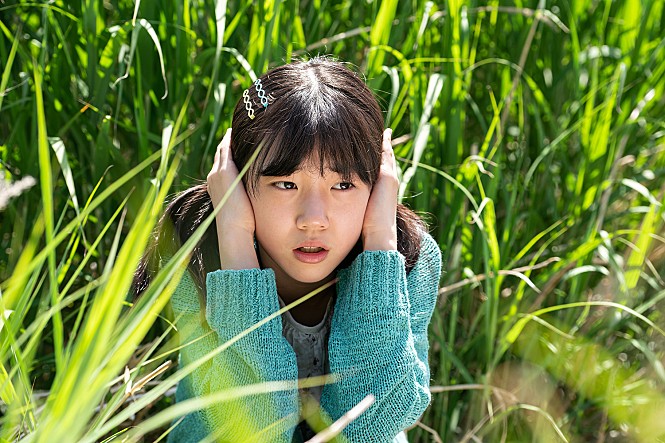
[
  {"left": 205, "top": 268, "right": 282, "bottom": 339},
  {"left": 335, "top": 250, "right": 410, "bottom": 329}
]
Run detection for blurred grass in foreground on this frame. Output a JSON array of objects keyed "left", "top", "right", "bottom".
[{"left": 1, "top": 0, "right": 664, "bottom": 441}]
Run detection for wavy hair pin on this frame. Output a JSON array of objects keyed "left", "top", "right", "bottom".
[
  {"left": 254, "top": 79, "right": 269, "bottom": 108},
  {"left": 242, "top": 89, "right": 255, "bottom": 120}
]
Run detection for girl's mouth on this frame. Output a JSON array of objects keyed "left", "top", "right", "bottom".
[
  {"left": 298, "top": 246, "right": 324, "bottom": 253},
  {"left": 293, "top": 246, "right": 329, "bottom": 264}
]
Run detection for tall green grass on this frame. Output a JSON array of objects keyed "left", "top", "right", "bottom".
[{"left": 1, "top": 0, "right": 664, "bottom": 441}]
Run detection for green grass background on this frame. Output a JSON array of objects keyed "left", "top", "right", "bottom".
[{"left": 1, "top": 0, "right": 664, "bottom": 441}]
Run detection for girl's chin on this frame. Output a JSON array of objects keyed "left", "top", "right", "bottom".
[
  {"left": 278, "top": 262, "right": 340, "bottom": 286},
  {"left": 286, "top": 270, "right": 336, "bottom": 285}
]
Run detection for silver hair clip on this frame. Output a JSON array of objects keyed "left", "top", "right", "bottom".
[
  {"left": 254, "top": 79, "right": 269, "bottom": 108},
  {"left": 242, "top": 89, "right": 255, "bottom": 120}
]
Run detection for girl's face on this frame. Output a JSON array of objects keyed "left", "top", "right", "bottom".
[{"left": 249, "top": 155, "right": 371, "bottom": 293}]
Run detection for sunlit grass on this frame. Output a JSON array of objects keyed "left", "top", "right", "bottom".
[{"left": 1, "top": 0, "right": 664, "bottom": 441}]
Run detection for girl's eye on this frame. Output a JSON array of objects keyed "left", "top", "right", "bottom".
[
  {"left": 332, "top": 182, "right": 354, "bottom": 190},
  {"left": 274, "top": 181, "right": 297, "bottom": 190}
]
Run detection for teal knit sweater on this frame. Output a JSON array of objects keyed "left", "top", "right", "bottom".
[{"left": 167, "top": 231, "right": 441, "bottom": 442}]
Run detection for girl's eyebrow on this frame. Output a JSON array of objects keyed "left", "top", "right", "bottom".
[{"left": 259, "top": 174, "right": 294, "bottom": 178}]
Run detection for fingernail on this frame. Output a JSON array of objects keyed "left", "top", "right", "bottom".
[{"left": 386, "top": 128, "right": 393, "bottom": 138}]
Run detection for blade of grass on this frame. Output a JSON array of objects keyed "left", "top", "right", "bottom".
[
  {"left": 33, "top": 51, "right": 63, "bottom": 374},
  {"left": 366, "top": 0, "right": 398, "bottom": 86}
]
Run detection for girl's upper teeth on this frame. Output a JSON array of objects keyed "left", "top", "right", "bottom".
[{"left": 300, "top": 247, "right": 323, "bottom": 252}]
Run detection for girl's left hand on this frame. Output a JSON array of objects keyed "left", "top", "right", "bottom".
[{"left": 362, "top": 128, "right": 399, "bottom": 251}]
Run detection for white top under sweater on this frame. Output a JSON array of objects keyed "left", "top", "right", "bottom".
[{"left": 278, "top": 296, "right": 333, "bottom": 403}]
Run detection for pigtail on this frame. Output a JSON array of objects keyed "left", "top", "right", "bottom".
[
  {"left": 131, "top": 183, "right": 219, "bottom": 299},
  {"left": 396, "top": 203, "right": 425, "bottom": 273}
]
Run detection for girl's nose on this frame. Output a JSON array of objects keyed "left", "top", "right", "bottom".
[{"left": 296, "top": 194, "right": 329, "bottom": 230}]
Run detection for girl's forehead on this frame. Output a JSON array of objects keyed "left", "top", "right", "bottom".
[
  {"left": 261, "top": 163, "right": 350, "bottom": 178},
  {"left": 287, "top": 151, "right": 349, "bottom": 176},
  {"left": 298, "top": 152, "right": 334, "bottom": 174}
]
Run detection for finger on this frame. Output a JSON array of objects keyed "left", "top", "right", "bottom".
[
  {"left": 381, "top": 128, "right": 397, "bottom": 172},
  {"left": 382, "top": 128, "right": 393, "bottom": 151},
  {"left": 214, "top": 128, "right": 232, "bottom": 169}
]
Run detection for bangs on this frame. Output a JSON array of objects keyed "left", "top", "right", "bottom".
[{"left": 244, "top": 88, "right": 381, "bottom": 193}]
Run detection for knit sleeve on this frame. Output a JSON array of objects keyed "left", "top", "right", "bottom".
[
  {"left": 320, "top": 231, "right": 442, "bottom": 442},
  {"left": 167, "top": 268, "right": 299, "bottom": 443}
]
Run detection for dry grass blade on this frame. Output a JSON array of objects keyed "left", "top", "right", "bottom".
[
  {"left": 123, "top": 360, "right": 172, "bottom": 399},
  {"left": 305, "top": 394, "right": 375, "bottom": 443},
  {"left": 412, "top": 421, "right": 443, "bottom": 443}
]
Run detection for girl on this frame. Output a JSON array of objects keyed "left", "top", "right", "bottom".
[{"left": 133, "top": 58, "right": 442, "bottom": 442}]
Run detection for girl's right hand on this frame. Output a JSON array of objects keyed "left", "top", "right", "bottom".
[{"left": 207, "top": 129, "right": 259, "bottom": 269}]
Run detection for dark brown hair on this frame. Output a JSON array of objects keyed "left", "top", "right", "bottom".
[{"left": 132, "top": 57, "right": 425, "bottom": 297}]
